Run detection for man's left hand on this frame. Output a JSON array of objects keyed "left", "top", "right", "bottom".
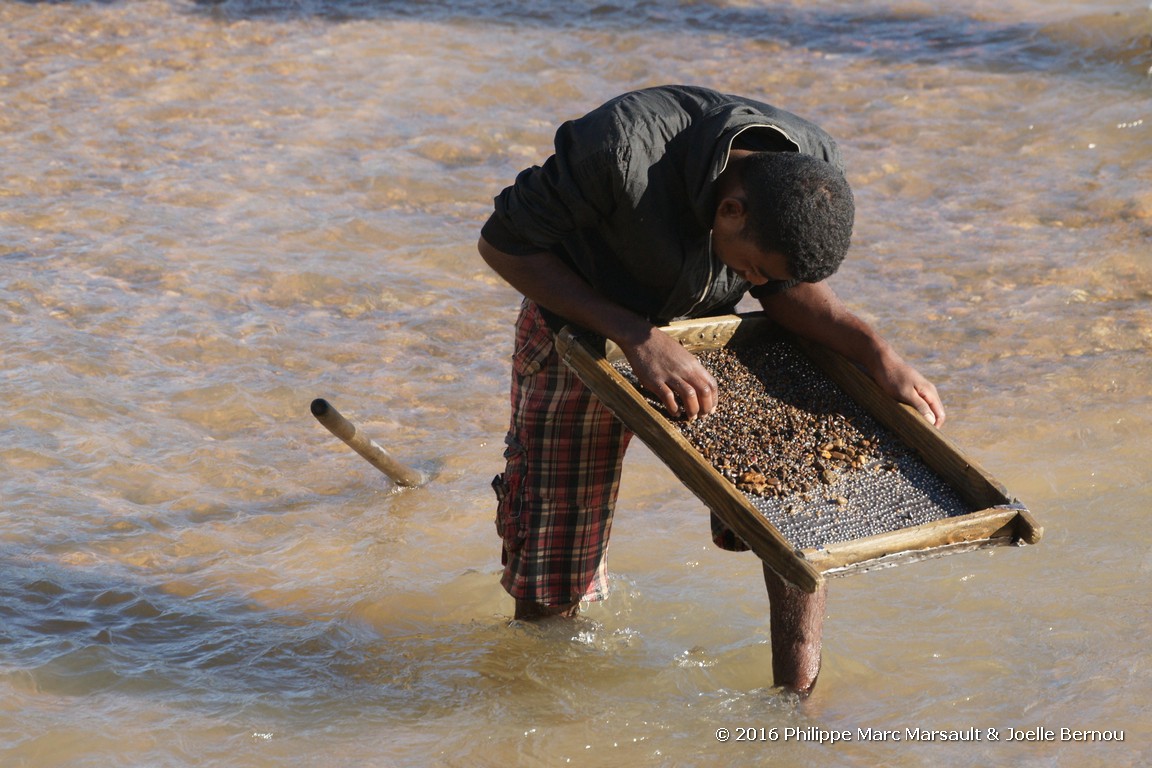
[{"left": 871, "top": 351, "right": 947, "bottom": 427}]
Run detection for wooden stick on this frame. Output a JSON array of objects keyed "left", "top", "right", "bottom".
[{"left": 310, "top": 398, "right": 425, "bottom": 488}]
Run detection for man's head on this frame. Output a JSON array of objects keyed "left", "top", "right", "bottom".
[{"left": 732, "top": 152, "right": 855, "bottom": 284}]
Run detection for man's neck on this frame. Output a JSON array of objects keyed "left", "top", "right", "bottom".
[{"left": 715, "top": 149, "right": 756, "bottom": 198}]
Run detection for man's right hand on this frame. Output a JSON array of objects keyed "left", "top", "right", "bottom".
[{"left": 618, "top": 326, "right": 718, "bottom": 420}]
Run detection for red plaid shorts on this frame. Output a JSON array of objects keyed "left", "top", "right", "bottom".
[{"left": 492, "top": 300, "right": 748, "bottom": 607}]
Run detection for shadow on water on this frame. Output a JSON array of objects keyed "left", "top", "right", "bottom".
[
  {"left": 174, "top": 0, "right": 1151, "bottom": 83},
  {"left": 0, "top": 552, "right": 507, "bottom": 728}
]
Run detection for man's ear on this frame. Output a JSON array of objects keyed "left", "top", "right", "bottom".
[{"left": 716, "top": 196, "right": 746, "bottom": 219}]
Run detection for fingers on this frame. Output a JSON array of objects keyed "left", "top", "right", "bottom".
[
  {"left": 697, "top": 380, "right": 717, "bottom": 415},
  {"left": 910, "top": 382, "right": 946, "bottom": 428},
  {"left": 919, "top": 386, "right": 946, "bottom": 428},
  {"left": 656, "top": 375, "right": 718, "bottom": 420},
  {"left": 655, "top": 384, "right": 681, "bottom": 419},
  {"left": 680, "top": 379, "right": 717, "bottom": 420}
]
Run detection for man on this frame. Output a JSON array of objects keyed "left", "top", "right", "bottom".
[{"left": 478, "top": 85, "right": 945, "bottom": 695}]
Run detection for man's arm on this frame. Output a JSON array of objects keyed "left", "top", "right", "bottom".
[
  {"left": 758, "top": 281, "right": 946, "bottom": 426},
  {"left": 479, "top": 236, "right": 718, "bottom": 419}
]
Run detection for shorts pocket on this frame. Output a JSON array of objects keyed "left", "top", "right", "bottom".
[
  {"left": 511, "top": 316, "right": 555, "bottom": 378},
  {"left": 492, "top": 438, "right": 529, "bottom": 555}
]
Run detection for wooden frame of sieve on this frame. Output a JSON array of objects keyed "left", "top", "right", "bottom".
[{"left": 555, "top": 313, "right": 1042, "bottom": 593}]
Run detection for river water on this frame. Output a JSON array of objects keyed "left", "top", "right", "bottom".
[{"left": 2, "top": 0, "right": 1150, "bottom": 765}]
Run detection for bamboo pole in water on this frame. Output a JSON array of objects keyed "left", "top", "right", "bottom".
[{"left": 311, "top": 398, "right": 425, "bottom": 488}]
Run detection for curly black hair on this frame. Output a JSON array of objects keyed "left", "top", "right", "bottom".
[{"left": 739, "top": 152, "right": 855, "bottom": 283}]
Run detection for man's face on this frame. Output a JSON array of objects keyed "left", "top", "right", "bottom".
[{"left": 713, "top": 230, "right": 793, "bottom": 286}]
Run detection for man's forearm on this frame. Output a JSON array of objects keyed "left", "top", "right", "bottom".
[
  {"left": 477, "top": 236, "right": 654, "bottom": 347},
  {"left": 759, "top": 281, "right": 946, "bottom": 426},
  {"left": 758, "top": 281, "right": 894, "bottom": 374}
]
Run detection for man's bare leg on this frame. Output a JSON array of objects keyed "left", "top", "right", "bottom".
[
  {"left": 763, "top": 561, "right": 827, "bottom": 695},
  {"left": 514, "top": 599, "right": 582, "bottom": 620}
]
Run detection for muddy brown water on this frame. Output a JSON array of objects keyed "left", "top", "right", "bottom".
[{"left": 2, "top": 0, "right": 1151, "bottom": 765}]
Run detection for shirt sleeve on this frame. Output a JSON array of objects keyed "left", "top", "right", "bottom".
[
  {"left": 483, "top": 114, "right": 630, "bottom": 256},
  {"left": 480, "top": 211, "right": 541, "bottom": 256},
  {"left": 748, "top": 279, "right": 800, "bottom": 299}
]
